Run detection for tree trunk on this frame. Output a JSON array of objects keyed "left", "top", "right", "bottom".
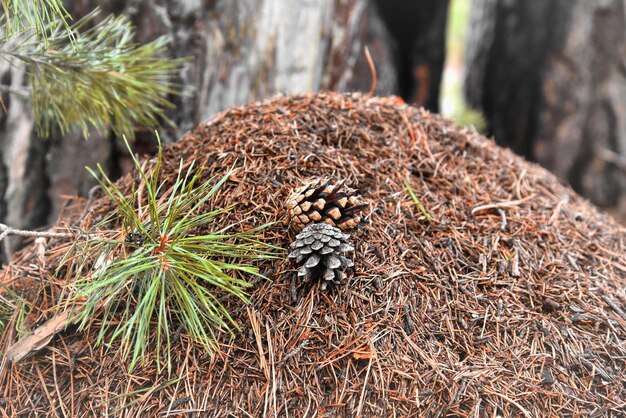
[
  {"left": 465, "top": 0, "right": 626, "bottom": 220},
  {"left": 0, "top": 0, "right": 394, "bottom": 257},
  {"left": 373, "top": 0, "right": 449, "bottom": 111}
]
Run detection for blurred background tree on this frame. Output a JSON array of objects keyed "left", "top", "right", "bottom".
[
  {"left": 465, "top": 0, "right": 626, "bottom": 221},
  {"left": 0, "top": 0, "right": 624, "bottom": 260},
  {"left": 372, "top": 0, "right": 449, "bottom": 112}
]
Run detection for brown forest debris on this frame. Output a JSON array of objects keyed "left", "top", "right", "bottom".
[
  {"left": 1, "top": 92, "right": 625, "bottom": 417},
  {"left": 4, "top": 311, "right": 71, "bottom": 363}
]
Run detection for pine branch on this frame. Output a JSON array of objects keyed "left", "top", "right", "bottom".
[
  {"left": 1, "top": 10, "right": 185, "bottom": 138},
  {"left": 1, "top": 0, "right": 72, "bottom": 44},
  {"left": 58, "top": 136, "right": 283, "bottom": 372}
]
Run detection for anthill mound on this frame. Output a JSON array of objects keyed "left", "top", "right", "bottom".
[{"left": 1, "top": 92, "right": 625, "bottom": 417}]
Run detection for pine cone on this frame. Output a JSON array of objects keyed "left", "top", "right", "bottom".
[
  {"left": 288, "top": 223, "right": 354, "bottom": 289},
  {"left": 285, "top": 179, "right": 366, "bottom": 232}
]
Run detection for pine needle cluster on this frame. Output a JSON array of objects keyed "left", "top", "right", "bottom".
[
  {"left": 1, "top": 0, "right": 71, "bottom": 43},
  {"left": 1, "top": 3, "right": 184, "bottom": 138},
  {"left": 60, "top": 137, "right": 282, "bottom": 371}
]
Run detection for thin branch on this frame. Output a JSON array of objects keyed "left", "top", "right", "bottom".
[
  {"left": 0, "top": 84, "right": 31, "bottom": 98},
  {"left": 0, "top": 222, "right": 77, "bottom": 241},
  {"left": 73, "top": 185, "right": 101, "bottom": 227},
  {"left": 602, "top": 295, "right": 626, "bottom": 322},
  {"left": 4, "top": 309, "right": 72, "bottom": 363},
  {"left": 364, "top": 46, "right": 377, "bottom": 97},
  {"left": 471, "top": 194, "right": 536, "bottom": 215}
]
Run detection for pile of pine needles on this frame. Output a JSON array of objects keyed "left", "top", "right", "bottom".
[{"left": 1, "top": 92, "right": 625, "bottom": 416}]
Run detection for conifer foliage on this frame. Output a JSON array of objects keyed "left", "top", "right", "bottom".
[
  {"left": 1, "top": 1, "right": 183, "bottom": 137},
  {"left": 60, "top": 136, "right": 281, "bottom": 372}
]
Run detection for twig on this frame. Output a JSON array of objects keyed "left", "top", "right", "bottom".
[
  {"left": 356, "top": 344, "right": 374, "bottom": 417},
  {"left": 74, "top": 185, "right": 101, "bottom": 227},
  {"left": 471, "top": 194, "right": 535, "bottom": 215},
  {"left": 364, "top": 46, "right": 377, "bottom": 97},
  {"left": 0, "top": 84, "right": 31, "bottom": 99},
  {"left": 0, "top": 223, "right": 77, "bottom": 242},
  {"left": 549, "top": 197, "right": 569, "bottom": 225},
  {"left": 403, "top": 305, "right": 415, "bottom": 334},
  {"left": 597, "top": 147, "right": 626, "bottom": 172},
  {"left": 580, "top": 357, "right": 612, "bottom": 382},
  {"left": 602, "top": 295, "right": 626, "bottom": 322},
  {"left": 451, "top": 377, "right": 468, "bottom": 404},
  {"left": 280, "top": 340, "right": 308, "bottom": 364},
  {"left": 490, "top": 391, "right": 533, "bottom": 418}
]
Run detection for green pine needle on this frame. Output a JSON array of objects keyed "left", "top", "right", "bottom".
[
  {"left": 1, "top": 0, "right": 72, "bottom": 44},
  {"left": 403, "top": 180, "right": 435, "bottom": 223},
  {"left": 60, "top": 134, "right": 283, "bottom": 372},
  {"left": 2, "top": 9, "right": 185, "bottom": 138}
]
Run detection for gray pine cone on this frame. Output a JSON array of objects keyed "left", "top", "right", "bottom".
[{"left": 288, "top": 223, "right": 354, "bottom": 289}]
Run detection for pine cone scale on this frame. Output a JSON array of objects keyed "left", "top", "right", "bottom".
[
  {"left": 286, "top": 179, "right": 365, "bottom": 232},
  {"left": 304, "top": 254, "right": 321, "bottom": 268}
]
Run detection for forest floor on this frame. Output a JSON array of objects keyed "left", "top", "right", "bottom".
[{"left": 1, "top": 92, "right": 625, "bottom": 416}]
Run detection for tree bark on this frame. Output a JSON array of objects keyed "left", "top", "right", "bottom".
[
  {"left": 325, "top": 0, "right": 398, "bottom": 96},
  {"left": 465, "top": 0, "right": 626, "bottom": 220},
  {"left": 0, "top": 0, "right": 393, "bottom": 257},
  {"left": 373, "top": 0, "right": 449, "bottom": 111}
]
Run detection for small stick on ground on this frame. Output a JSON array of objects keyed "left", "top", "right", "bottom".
[
  {"left": 0, "top": 223, "right": 76, "bottom": 242},
  {"left": 471, "top": 194, "right": 535, "bottom": 215},
  {"left": 602, "top": 295, "right": 626, "bottom": 321}
]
